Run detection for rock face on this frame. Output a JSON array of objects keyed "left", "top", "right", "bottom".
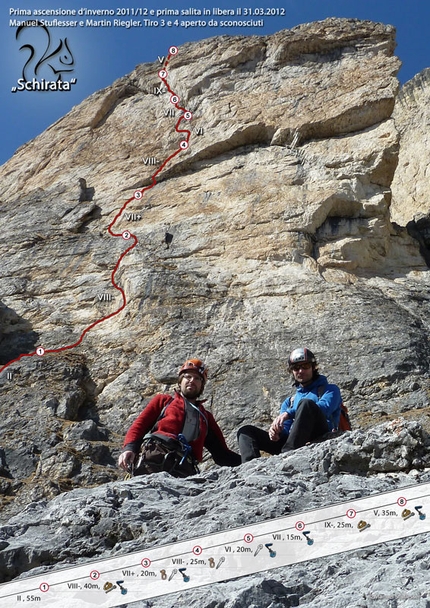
[
  {"left": 0, "top": 17, "right": 430, "bottom": 604},
  {"left": 1, "top": 420, "right": 430, "bottom": 607},
  {"left": 391, "top": 68, "right": 430, "bottom": 265}
]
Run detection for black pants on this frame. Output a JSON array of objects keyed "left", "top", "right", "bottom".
[
  {"left": 204, "top": 429, "right": 242, "bottom": 467},
  {"left": 237, "top": 399, "right": 329, "bottom": 463}
]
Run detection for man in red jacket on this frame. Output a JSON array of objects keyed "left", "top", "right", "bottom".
[{"left": 118, "top": 358, "right": 241, "bottom": 477}]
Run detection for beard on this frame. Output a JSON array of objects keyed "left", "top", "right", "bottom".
[{"left": 181, "top": 384, "right": 202, "bottom": 400}]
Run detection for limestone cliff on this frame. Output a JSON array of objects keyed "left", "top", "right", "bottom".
[
  {"left": 391, "top": 68, "right": 430, "bottom": 264},
  {"left": 0, "top": 18, "right": 430, "bottom": 601}
]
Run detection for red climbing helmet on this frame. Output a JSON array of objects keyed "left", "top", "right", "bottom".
[
  {"left": 288, "top": 347, "right": 316, "bottom": 368},
  {"left": 178, "top": 359, "right": 208, "bottom": 383}
]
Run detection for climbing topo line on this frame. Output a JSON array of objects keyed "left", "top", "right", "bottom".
[{"left": 0, "top": 45, "right": 191, "bottom": 375}]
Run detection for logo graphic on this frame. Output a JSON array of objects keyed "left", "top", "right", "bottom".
[{"left": 12, "top": 22, "right": 77, "bottom": 92}]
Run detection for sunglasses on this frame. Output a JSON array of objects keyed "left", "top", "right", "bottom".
[{"left": 291, "top": 362, "right": 313, "bottom": 371}]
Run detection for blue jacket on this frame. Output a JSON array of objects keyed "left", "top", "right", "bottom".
[{"left": 279, "top": 374, "right": 342, "bottom": 436}]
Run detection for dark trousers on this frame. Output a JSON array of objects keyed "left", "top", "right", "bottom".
[
  {"left": 237, "top": 399, "right": 329, "bottom": 463},
  {"left": 204, "top": 428, "right": 242, "bottom": 467}
]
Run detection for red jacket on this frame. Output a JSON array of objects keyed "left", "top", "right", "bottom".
[{"left": 123, "top": 392, "right": 240, "bottom": 465}]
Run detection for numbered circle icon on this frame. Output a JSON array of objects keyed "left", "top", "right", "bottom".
[
  {"left": 39, "top": 583, "right": 50, "bottom": 592},
  {"left": 169, "top": 46, "right": 178, "bottom": 55},
  {"left": 170, "top": 95, "right": 179, "bottom": 105},
  {"left": 141, "top": 558, "right": 151, "bottom": 568},
  {"left": 36, "top": 347, "right": 45, "bottom": 357},
  {"left": 192, "top": 545, "right": 203, "bottom": 555},
  {"left": 397, "top": 497, "right": 407, "bottom": 507},
  {"left": 346, "top": 509, "right": 357, "bottom": 519},
  {"left": 180, "top": 141, "right": 189, "bottom": 150},
  {"left": 122, "top": 231, "right": 131, "bottom": 240},
  {"left": 90, "top": 570, "right": 100, "bottom": 580},
  {"left": 244, "top": 533, "right": 254, "bottom": 543},
  {"left": 184, "top": 111, "right": 193, "bottom": 120},
  {"left": 158, "top": 70, "right": 167, "bottom": 79},
  {"left": 295, "top": 521, "right": 305, "bottom": 532},
  {"left": 134, "top": 190, "right": 143, "bottom": 200}
]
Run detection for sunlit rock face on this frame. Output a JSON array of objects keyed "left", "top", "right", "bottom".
[{"left": 0, "top": 18, "right": 429, "bottom": 538}]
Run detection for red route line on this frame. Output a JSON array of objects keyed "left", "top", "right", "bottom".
[{"left": 0, "top": 46, "right": 191, "bottom": 375}]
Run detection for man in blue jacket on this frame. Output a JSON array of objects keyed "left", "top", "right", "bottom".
[{"left": 237, "top": 347, "right": 342, "bottom": 462}]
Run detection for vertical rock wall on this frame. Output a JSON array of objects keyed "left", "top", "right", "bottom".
[
  {"left": 0, "top": 19, "right": 429, "bottom": 522},
  {"left": 391, "top": 68, "right": 430, "bottom": 265}
]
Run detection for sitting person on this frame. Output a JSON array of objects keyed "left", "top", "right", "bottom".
[
  {"left": 237, "top": 347, "right": 342, "bottom": 462},
  {"left": 118, "top": 358, "right": 241, "bottom": 477}
]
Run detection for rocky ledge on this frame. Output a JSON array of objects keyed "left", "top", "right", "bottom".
[{"left": 1, "top": 419, "right": 430, "bottom": 607}]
